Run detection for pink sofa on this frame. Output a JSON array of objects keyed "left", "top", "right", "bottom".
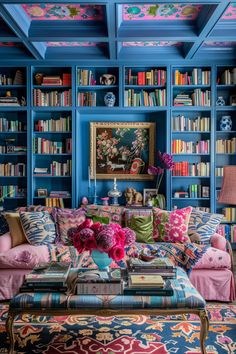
[{"left": 0, "top": 231, "right": 235, "bottom": 302}]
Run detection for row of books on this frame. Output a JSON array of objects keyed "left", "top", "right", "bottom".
[
  {"left": 78, "top": 92, "right": 97, "bottom": 106},
  {"left": 33, "top": 89, "right": 72, "bottom": 107},
  {"left": 173, "top": 90, "right": 211, "bottom": 106},
  {"left": 0, "top": 71, "right": 24, "bottom": 85},
  {"left": 0, "top": 185, "right": 26, "bottom": 198},
  {"left": 0, "top": 96, "right": 21, "bottom": 107},
  {"left": 172, "top": 115, "right": 210, "bottom": 132},
  {"left": 33, "top": 138, "right": 72, "bottom": 154},
  {"left": 35, "top": 116, "right": 71, "bottom": 132},
  {"left": 125, "top": 69, "right": 166, "bottom": 86},
  {"left": 222, "top": 208, "right": 236, "bottom": 222},
  {"left": 77, "top": 69, "right": 96, "bottom": 86},
  {"left": 0, "top": 162, "right": 26, "bottom": 176},
  {"left": 174, "top": 69, "right": 211, "bottom": 85},
  {"left": 124, "top": 89, "right": 166, "bottom": 107},
  {"left": 218, "top": 68, "right": 236, "bottom": 85},
  {"left": 0, "top": 118, "right": 26, "bottom": 132},
  {"left": 188, "top": 184, "right": 210, "bottom": 198},
  {"left": 0, "top": 145, "right": 26, "bottom": 154},
  {"left": 172, "top": 139, "right": 210, "bottom": 154},
  {"left": 44, "top": 197, "right": 65, "bottom": 208},
  {"left": 217, "top": 224, "right": 236, "bottom": 243},
  {"left": 215, "top": 167, "right": 224, "bottom": 177},
  {"left": 216, "top": 138, "right": 236, "bottom": 153},
  {"left": 172, "top": 162, "right": 210, "bottom": 177},
  {"left": 34, "top": 160, "right": 72, "bottom": 176}
]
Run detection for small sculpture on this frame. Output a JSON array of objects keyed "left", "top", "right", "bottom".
[
  {"left": 35, "top": 73, "right": 44, "bottom": 85},
  {"left": 100, "top": 74, "right": 116, "bottom": 86},
  {"left": 125, "top": 188, "right": 143, "bottom": 206}
]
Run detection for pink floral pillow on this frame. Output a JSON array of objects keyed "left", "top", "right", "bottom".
[{"left": 153, "top": 207, "right": 192, "bottom": 243}]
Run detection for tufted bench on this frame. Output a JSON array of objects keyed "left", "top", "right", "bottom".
[{"left": 6, "top": 267, "right": 209, "bottom": 354}]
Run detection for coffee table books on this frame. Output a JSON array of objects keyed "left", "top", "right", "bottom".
[
  {"left": 127, "top": 257, "right": 176, "bottom": 278},
  {"left": 76, "top": 268, "right": 124, "bottom": 295},
  {"left": 124, "top": 274, "right": 174, "bottom": 296}
]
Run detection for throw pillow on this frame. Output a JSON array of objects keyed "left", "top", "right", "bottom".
[
  {"left": 130, "top": 215, "right": 154, "bottom": 243},
  {"left": 56, "top": 208, "right": 86, "bottom": 245},
  {"left": 0, "top": 213, "right": 9, "bottom": 236},
  {"left": 19, "top": 211, "right": 56, "bottom": 245},
  {"left": 153, "top": 206, "right": 192, "bottom": 243},
  {"left": 188, "top": 209, "right": 223, "bottom": 244},
  {"left": 4, "top": 212, "right": 27, "bottom": 247},
  {"left": 91, "top": 215, "right": 110, "bottom": 224}
]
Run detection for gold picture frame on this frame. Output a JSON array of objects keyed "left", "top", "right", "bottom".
[{"left": 90, "top": 122, "right": 155, "bottom": 180}]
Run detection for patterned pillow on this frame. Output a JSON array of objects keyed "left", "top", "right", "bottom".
[
  {"left": 86, "top": 205, "right": 125, "bottom": 225},
  {"left": 0, "top": 213, "right": 9, "bottom": 236},
  {"left": 188, "top": 209, "right": 223, "bottom": 244},
  {"left": 130, "top": 215, "right": 154, "bottom": 243},
  {"left": 56, "top": 208, "right": 86, "bottom": 245},
  {"left": 19, "top": 211, "right": 56, "bottom": 245},
  {"left": 125, "top": 208, "right": 152, "bottom": 227},
  {"left": 153, "top": 207, "right": 192, "bottom": 243}
]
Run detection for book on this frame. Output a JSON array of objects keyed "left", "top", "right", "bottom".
[
  {"left": 25, "top": 262, "right": 71, "bottom": 283},
  {"left": 19, "top": 283, "right": 67, "bottom": 293},
  {"left": 129, "top": 274, "right": 165, "bottom": 288},
  {"left": 128, "top": 257, "right": 175, "bottom": 270},
  {"left": 123, "top": 288, "right": 173, "bottom": 296}
]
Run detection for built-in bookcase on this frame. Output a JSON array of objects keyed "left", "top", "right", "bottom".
[
  {"left": 77, "top": 67, "right": 119, "bottom": 107},
  {"left": 0, "top": 64, "right": 235, "bottom": 247}
]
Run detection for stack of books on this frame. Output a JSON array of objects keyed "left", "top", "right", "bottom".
[
  {"left": 76, "top": 269, "right": 123, "bottom": 295},
  {"left": 124, "top": 273, "right": 173, "bottom": 296},
  {"left": 0, "top": 96, "right": 20, "bottom": 106},
  {"left": 174, "top": 93, "right": 192, "bottom": 106},
  {"left": 20, "top": 262, "right": 71, "bottom": 293},
  {"left": 127, "top": 257, "right": 176, "bottom": 279},
  {"left": 42, "top": 76, "right": 62, "bottom": 86}
]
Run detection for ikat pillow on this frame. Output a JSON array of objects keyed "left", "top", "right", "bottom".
[
  {"left": 153, "top": 207, "right": 192, "bottom": 243},
  {"left": 19, "top": 211, "right": 56, "bottom": 245},
  {"left": 188, "top": 209, "right": 223, "bottom": 244}
]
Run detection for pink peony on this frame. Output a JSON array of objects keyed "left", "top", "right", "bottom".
[
  {"left": 84, "top": 237, "right": 97, "bottom": 252},
  {"left": 108, "top": 246, "right": 125, "bottom": 262},
  {"left": 96, "top": 229, "right": 116, "bottom": 251},
  {"left": 90, "top": 222, "right": 102, "bottom": 235},
  {"left": 78, "top": 219, "right": 93, "bottom": 232},
  {"left": 79, "top": 228, "right": 95, "bottom": 242}
]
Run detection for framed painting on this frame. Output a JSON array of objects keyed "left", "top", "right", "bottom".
[{"left": 90, "top": 122, "right": 155, "bottom": 180}]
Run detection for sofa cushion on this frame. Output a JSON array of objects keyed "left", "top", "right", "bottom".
[
  {"left": 0, "top": 243, "right": 49, "bottom": 269},
  {"left": 130, "top": 215, "right": 154, "bottom": 243},
  {"left": 56, "top": 208, "right": 86, "bottom": 245},
  {"left": 19, "top": 211, "right": 56, "bottom": 245},
  {"left": 153, "top": 207, "right": 192, "bottom": 243},
  {"left": 0, "top": 232, "right": 12, "bottom": 252},
  {"left": 193, "top": 247, "right": 231, "bottom": 269},
  {"left": 4, "top": 212, "right": 27, "bottom": 247},
  {"left": 188, "top": 209, "right": 223, "bottom": 244},
  {"left": 86, "top": 205, "right": 125, "bottom": 225}
]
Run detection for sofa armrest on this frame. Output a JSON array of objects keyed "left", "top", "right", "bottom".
[
  {"left": 210, "top": 233, "right": 227, "bottom": 251},
  {"left": 0, "top": 232, "right": 12, "bottom": 253},
  {"left": 226, "top": 240, "right": 234, "bottom": 274}
]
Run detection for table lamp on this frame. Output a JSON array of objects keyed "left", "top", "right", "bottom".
[{"left": 218, "top": 166, "right": 236, "bottom": 205}]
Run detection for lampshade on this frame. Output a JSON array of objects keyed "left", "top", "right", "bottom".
[{"left": 218, "top": 166, "right": 236, "bottom": 205}]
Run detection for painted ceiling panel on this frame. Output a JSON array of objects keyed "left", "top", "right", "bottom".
[
  {"left": 46, "top": 42, "right": 105, "bottom": 47},
  {"left": 0, "top": 42, "right": 21, "bottom": 47},
  {"left": 123, "top": 41, "right": 183, "bottom": 47},
  {"left": 21, "top": 4, "right": 104, "bottom": 21},
  {"left": 122, "top": 4, "right": 202, "bottom": 21},
  {"left": 203, "top": 41, "right": 236, "bottom": 47},
  {"left": 221, "top": 3, "right": 236, "bottom": 20}
]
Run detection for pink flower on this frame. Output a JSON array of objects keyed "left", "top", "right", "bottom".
[
  {"left": 169, "top": 227, "right": 184, "bottom": 241},
  {"left": 79, "top": 228, "right": 95, "bottom": 242},
  {"left": 78, "top": 218, "right": 93, "bottom": 232},
  {"left": 123, "top": 227, "right": 136, "bottom": 246},
  {"left": 84, "top": 237, "right": 97, "bottom": 252},
  {"left": 108, "top": 246, "right": 125, "bottom": 262},
  {"left": 169, "top": 213, "right": 182, "bottom": 227},
  {"left": 91, "top": 222, "right": 102, "bottom": 234},
  {"left": 96, "top": 229, "right": 116, "bottom": 251}
]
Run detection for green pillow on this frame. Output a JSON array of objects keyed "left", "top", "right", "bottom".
[
  {"left": 130, "top": 215, "right": 154, "bottom": 243},
  {"left": 92, "top": 215, "right": 110, "bottom": 224}
]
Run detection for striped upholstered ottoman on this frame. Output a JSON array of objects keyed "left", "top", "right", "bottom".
[{"left": 6, "top": 267, "right": 209, "bottom": 354}]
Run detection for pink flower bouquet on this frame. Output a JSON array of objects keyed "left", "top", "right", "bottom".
[{"left": 72, "top": 219, "right": 136, "bottom": 262}]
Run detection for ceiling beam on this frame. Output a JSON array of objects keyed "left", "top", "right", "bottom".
[{"left": 0, "top": 4, "right": 46, "bottom": 59}]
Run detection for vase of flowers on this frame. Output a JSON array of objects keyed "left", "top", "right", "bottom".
[
  {"left": 71, "top": 219, "right": 136, "bottom": 270},
  {"left": 148, "top": 151, "right": 174, "bottom": 209}
]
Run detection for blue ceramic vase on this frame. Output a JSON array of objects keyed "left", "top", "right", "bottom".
[{"left": 91, "top": 250, "right": 112, "bottom": 270}]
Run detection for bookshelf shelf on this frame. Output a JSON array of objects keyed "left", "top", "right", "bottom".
[
  {"left": 173, "top": 85, "right": 211, "bottom": 89},
  {"left": 77, "top": 85, "right": 118, "bottom": 89},
  {"left": 172, "top": 198, "right": 210, "bottom": 200},
  {"left": 33, "top": 85, "right": 71, "bottom": 89},
  {"left": 33, "top": 176, "right": 71, "bottom": 178}
]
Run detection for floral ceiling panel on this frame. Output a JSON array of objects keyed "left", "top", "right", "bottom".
[
  {"left": 122, "top": 4, "right": 202, "bottom": 21},
  {"left": 123, "top": 41, "right": 183, "bottom": 47},
  {"left": 21, "top": 4, "right": 104, "bottom": 21},
  {"left": 46, "top": 42, "right": 104, "bottom": 47},
  {"left": 203, "top": 41, "right": 236, "bottom": 47},
  {"left": 221, "top": 4, "right": 236, "bottom": 20}
]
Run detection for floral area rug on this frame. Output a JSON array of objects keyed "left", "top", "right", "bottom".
[{"left": 0, "top": 304, "right": 235, "bottom": 354}]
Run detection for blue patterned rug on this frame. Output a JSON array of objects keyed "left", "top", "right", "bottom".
[{"left": 0, "top": 304, "right": 235, "bottom": 353}]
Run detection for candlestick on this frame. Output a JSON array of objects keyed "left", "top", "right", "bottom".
[
  {"left": 94, "top": 162, "right": 97, "bottom": 188},
  {"left": 88, "top": 166, "right": 91, "bottom": 189}
]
